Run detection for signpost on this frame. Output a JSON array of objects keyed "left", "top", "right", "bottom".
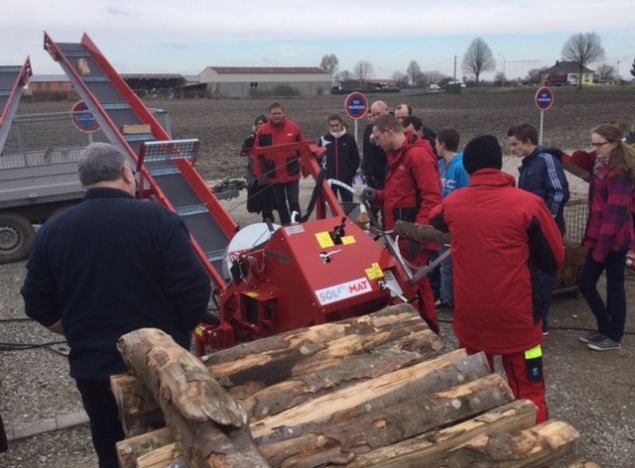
[
  {"left": 71, "top": 100, "right": 100, "bottom": 134},
  {"left": 534, "top": 87, "right": 554, "bottom": 145},
  {"left": 344, "top": 92, "right": 368, "bottom": 144}
]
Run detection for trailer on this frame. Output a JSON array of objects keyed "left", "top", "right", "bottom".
[{"left": 0, "top": 108, "right": 172, "bottom": 264}]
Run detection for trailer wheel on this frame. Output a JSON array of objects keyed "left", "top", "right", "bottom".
[{"left": 0, "top": 213, "right": 35, "bottom": 263}]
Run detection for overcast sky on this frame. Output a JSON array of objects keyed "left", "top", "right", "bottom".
[{"left": 2, "top": 0, "right": 635, "bottom": 80}]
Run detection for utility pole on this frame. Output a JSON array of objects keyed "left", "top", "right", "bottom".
[
  {"left": 453, "top": 55, "right": 457, "bottom": 83},
  {"left": 498, "top": 53, "right": 506, "bottom": 87}
]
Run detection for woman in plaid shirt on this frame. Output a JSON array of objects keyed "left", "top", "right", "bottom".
[{"left": 571, "top": 125, "right": 635, "bottom": 351}]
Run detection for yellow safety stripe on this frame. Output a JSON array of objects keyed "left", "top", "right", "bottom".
[{"left": 524, "top": 344, "right": 542, "bottom": 360}]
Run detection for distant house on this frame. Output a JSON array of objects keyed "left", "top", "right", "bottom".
[
  {"left": 28, "top": 75, "right": 77, "bottom": 100},
  {"left": 198, "top": 67, "right": 331, "bottom": 97},
  {"left": 541, "top": 61, "right": 596, "bottom": 86}
]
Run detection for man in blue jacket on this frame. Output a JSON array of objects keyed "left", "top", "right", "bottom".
[
  {"left": 508, "top": 124, "right": 570, "bottom": 333},
  {"left": 21, "top": 143, "right": 211, "bottom": 468},
  {"left": 435, "top": 128, "right": 470, "bottom": 309}
]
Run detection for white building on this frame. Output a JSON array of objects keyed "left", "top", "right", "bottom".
[{"left": 199, "top": 67, "right": 331, "bottom": 97}]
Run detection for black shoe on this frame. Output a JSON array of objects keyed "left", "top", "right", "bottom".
[{"left": 435, "top": 299, "right": 452, "bottom": 310}]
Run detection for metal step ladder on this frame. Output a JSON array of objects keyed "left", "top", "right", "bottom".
[
  {"left": 0, "top": 58, "right": 31, "bottom": 154},
  {"left": 44, "top": 32, "right": 236, "bottom": 289}
]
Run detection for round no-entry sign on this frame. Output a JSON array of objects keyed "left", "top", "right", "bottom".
[
  {"left": 535, "top": 87, "right": 554, "bottom": 111},
  {"left": 344, "top": 92, "right": 368, "bottom": 120},
  {"left": 71, "top": 100, "right": 100, "bottom": 132}
]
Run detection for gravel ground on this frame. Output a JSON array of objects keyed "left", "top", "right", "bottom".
[
  {"left": 1, "top": 194, "right": 634, "bottom": 466},
  {"left": 2, "top": 89, "right": 634, "bottom": 466}
]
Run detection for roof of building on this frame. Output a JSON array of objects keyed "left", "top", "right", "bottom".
[
  {"left": 121, "top": 74, "right": 185, "bottom": 80},
  {"left": 204, "top": 66, "right": 329, "bottom": 75},
  {"left": 543, "top": 61, "right": 595, "bottom": 75}
]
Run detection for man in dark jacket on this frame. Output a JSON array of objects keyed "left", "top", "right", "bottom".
[
  {"left": 508, "top": 123, "right": 570, "bottom": 333},
  {"left": 430, "top": 135, "right": 565, "bottom": 424},
  {"left": 21, "top": 143, "right": 211, "bottom": 468},
  {"left": 319, "top": 113, "right": 360, "bottom": 203}
]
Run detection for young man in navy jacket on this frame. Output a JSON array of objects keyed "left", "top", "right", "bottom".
[{"left": 508, "top": 124, "right": 570, "bottom": 333}]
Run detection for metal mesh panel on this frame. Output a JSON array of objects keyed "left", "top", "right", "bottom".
[
  {"left": 563, "top": 199, "right": 589, "bottom": 245},
  {"left": 0, "top": 109, "right": 171, "bottom": 169}
]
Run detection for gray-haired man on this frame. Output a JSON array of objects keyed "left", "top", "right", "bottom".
[{"left": 21, "top": 142, "right": 211, "bottom": 467}]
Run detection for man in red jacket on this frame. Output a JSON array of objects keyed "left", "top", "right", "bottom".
[
  {"left": 254, "top": 102, "right": 305, "bottom": 224},
  {"left": 364, "top": 114, "right": 442, "bottom": 332},
  {"left": 429, "top": 135, "right": 565, "bottom": 423}
]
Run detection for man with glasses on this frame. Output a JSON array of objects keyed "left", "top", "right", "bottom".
[
  {"left": 21, "top": 142, "right": 211, "bottom": 468},
  {"left": 254, "top": 102, "right": 305, "bottom": 224},
  {"left": 507, "top": 123, "right": 569, "bottom": 334}
]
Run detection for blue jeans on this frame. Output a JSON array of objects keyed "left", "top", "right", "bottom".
[
  {"left": 439, "top": 245, "right": 454, "bottom": 306},
  {"left": 578, "top": 249, "right": 628, "bottom": 342},
  {"left": 539, "top": 270, "right": 557, "bottom": 331},
  {"left": 273, "top": 181, "right": 300, "bottom": 225}
]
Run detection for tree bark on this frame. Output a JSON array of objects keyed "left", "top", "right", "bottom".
[
  {"left": 349, "top": 399, "right": 537, "bottom": 467},
  {"left": 243, "top": 328, "right": 442, "bottom": 420},
  {"left": 257, "top": 372, "right": 514, "bottom": 467},
  {"left": 113, "top": 305, "right": 438, "bottom": 434},
  {"left": 110, "top": 373, "right": 165, "bottom": 436},
  {"left": 393, "top": 220, "right": 451, "bottom": 245},
  {"left": 116, "top": 427, "right": 175, "bottom": 468},
  {"left": 434, "top": 420, "right": 580, "bottom": 467},
  {"left": 136, "top": 442, "right": 184, "bottom": 468},
  {"left": 203, "top": 304, "right": 432, "bottom": 388},
  {"left": 117, "top": 328, "right": 269, "bottom": 468}
]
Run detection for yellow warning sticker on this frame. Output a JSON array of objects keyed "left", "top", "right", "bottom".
[
  {"left": 341, "top": 236, "right": 356, "bottom": 245},
  {"left": 524, "top": 345, "right": 543, "bottom": 360},
  {"left": 365, "top": 262, "right": 384, "bottom": 280},
  {"left": 245, "top": 291, "right": 259, "bottom": 298},
  {"left": 316, "top": 232, "right": 335, "bottom": 248},
  {"left": 194, "top": 326, "right": 203, "bottom": 337}
]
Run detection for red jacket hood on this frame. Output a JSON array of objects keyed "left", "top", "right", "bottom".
[{"left": 469, "top": 168, "right": 516, "bottom": 188}]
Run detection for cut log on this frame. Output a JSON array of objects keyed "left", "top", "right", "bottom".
[
  {"left": 118, "top": 328, "right": 269, "bottom": 468},
  {"left": 258, "top": 372, "right": 514, "bottom": 467},
  {"left": 122, "top": 123, "right": 152, "bottom": 135},
  {"left": 116, "top": 427, "right": 174, "bottom": 468},
  {"left": 136, "top": 442, "right": 184, "bottom": 468},
  {"left": 243, "top": 329, "right": 442, "bottom": 420},
  {"left": 393, "top": 220, "right": 451, "bottom": 245},
  {"left": 349, "top": 399, "right": 537, "bottom": 467},
  {"left": 208, "top": 305, "right": 438, "bottom": 398},
  {"left": 112, "top": 305, "right": 438, "bottom": 435},
  {"left": 110, "top": 373, "right": 164, "bottom": 436},
  {"left": 434, "top": 420, "right": 580, "bottom": 467}
]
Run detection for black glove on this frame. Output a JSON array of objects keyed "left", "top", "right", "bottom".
[{"left": 362, "top": 186, "right": 377, "bottom": 203}]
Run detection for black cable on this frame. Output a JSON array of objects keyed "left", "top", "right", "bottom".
[{"left": 0, "top": 340, "right": 67, "bottom": 351}]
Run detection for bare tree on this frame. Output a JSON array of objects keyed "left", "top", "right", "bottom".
[
  {"left": 494, "top": 72, "right": 506, "bottom": 87},
  {"left": 596, "top": 64, "right": 616, "bottom": 81},
  {"left": 630, "top": 57, "right": 635, "bottom": 78},
  {"left": 561, "top": 32, "right": 605, "bottom": 88},
  {"left": 424, "top": 70, "right": 447, "bottom": 85},
  {"left": 320, "top": 54, "right": 339, "bottom": 82},
  {"left": 526, "top": 67, "right": 548, "bottom": 85},
  {"left": 391, "top": 71, "right": 409, "bottom": 88},
  {"left": 353, "top": 61, "right": 374, "bottom": 88},
  {"left": 461, "top": 38, "right": 496, "bottom": 87},
  {"left": 406, "top": 61, "right": 422, "bottom": 87},
  {"left": 335, "top": 70, "right": 352, "bottom": 82}
]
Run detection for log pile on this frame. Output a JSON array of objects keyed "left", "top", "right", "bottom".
[{"left": 112, "top": 304, "right": 580, "bottom": 467}]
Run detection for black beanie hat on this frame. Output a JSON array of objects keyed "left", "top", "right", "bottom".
[{"left": 462, "top": 135, "right": 503, "bottom": 175}]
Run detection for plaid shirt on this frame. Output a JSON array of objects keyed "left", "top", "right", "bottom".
[{"left": 583, "top": 160, "right": 634, "bottom": 262}]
